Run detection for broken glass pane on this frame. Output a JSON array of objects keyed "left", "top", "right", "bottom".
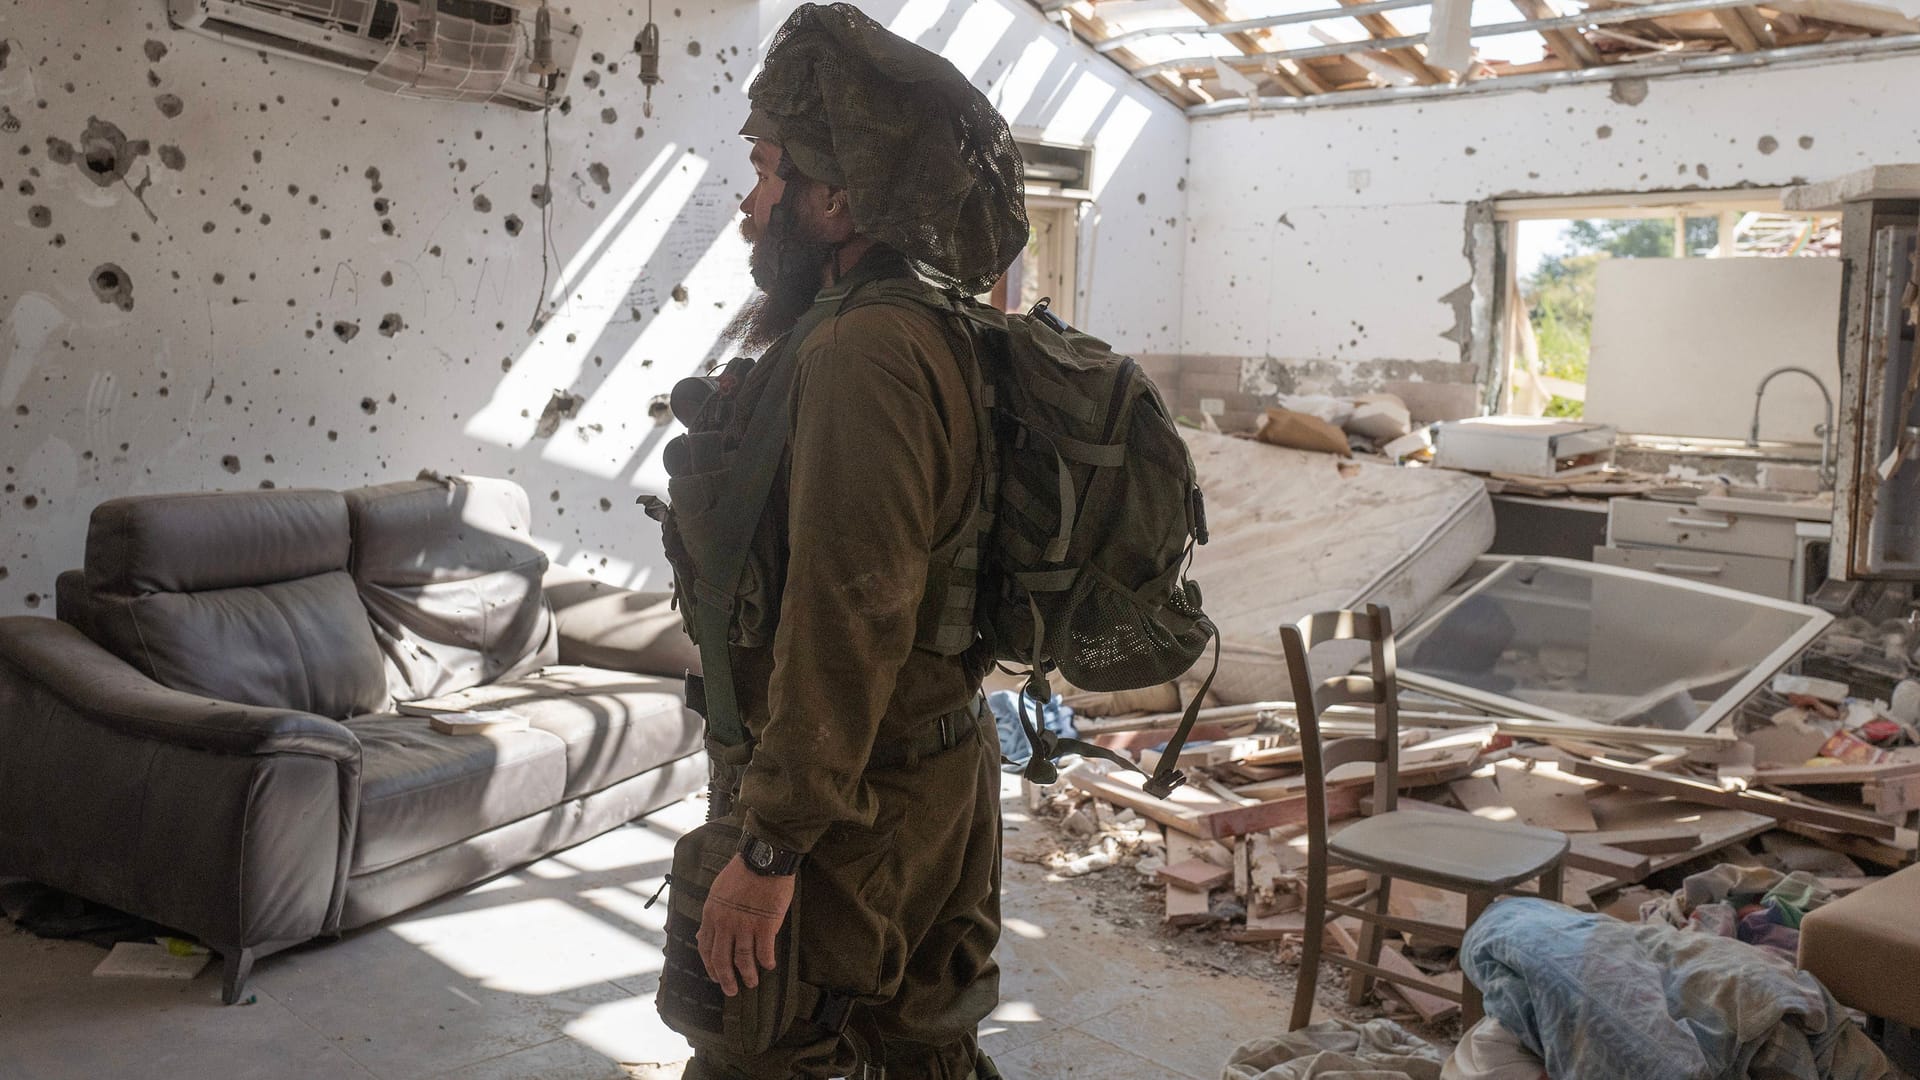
[{"left": 1397, "top": 556, "right": 1832, "bottom": 732}]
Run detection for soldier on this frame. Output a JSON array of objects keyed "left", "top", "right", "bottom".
[{"left": 654, "top": 5, "right": 1029, "bottom": 1078}]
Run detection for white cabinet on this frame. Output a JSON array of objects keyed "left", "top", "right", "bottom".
[{"left": 1602, "top": 499, "right": 1828, "bottom": 602}]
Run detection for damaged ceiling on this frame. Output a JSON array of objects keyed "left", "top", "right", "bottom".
[{"left": 1034, "top": 0, "right": 1920, "bottom": 111}]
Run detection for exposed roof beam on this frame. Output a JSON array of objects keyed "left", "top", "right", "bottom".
[
  {"left": 1096, "top": 0, "right": 1430, "bottom": 53},
  {"left": 1713, "top": 6, "right": 1766, "bottom": 47},
  {"left": 1338, "top": 0, "right": 1449, "bottom": 82},
  {"left": 1134, "top": 0, "right": 1811, "bottom": 78},
  {"left": 1177, "top": 0, "right": 1324, "bottom": 94},
  {"left": 1512, "top": 0, "right": 1605, "bottom": 65},
  {"left": 1056, "top": 5, "right": 1208, "bottom": 108},
  {"left": 1186, "top": 29, "right": 1920, "bottom": 112}
]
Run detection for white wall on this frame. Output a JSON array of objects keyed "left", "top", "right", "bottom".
[
  {"left": 0, "top": 0, "right": 1187, "bottom": 616},
  {"left": 1182, "top": 54, "right": 1920, "bottom": 397}
]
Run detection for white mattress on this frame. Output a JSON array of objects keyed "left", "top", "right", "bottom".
[{"left": 1184, "top": 429, "right": 1495, "bottom": 705}]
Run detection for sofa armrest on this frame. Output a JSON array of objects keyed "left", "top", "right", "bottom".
[
  {"left": 0, "top": 617, "right": 360, "bottom": 762},
  {"left": 543, "top": 566, "right": 701, "bottom": 679}
]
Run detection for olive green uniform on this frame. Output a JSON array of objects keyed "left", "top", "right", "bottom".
[{"left": 686, "top": 266, "right": 1001, "bottom": 1080}]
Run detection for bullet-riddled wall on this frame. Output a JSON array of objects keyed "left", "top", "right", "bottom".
[
  {"left": 1179, "top": 54, "right": 1920, "bottom": 429},
  {"left": 0, "top": 0, "right": 1189, "bottom": 614}
]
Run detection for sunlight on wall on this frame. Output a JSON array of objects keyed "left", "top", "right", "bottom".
[
  {"left": 992, "top": 36, "right": 1062, "bottom": 123},
  {"left": 941, "top": 1, "right": 1016, "bottom": 80},
  {"left": 887, "top": 0, "right": 952, "bottom": 41},
  {"left": 461, "top": 146, "right": 705, "bottom": 449},
  {"left": 1088, "top": 96, "right": 1151, "bottom": 200},
  {"left": 1041, "top": 71, "right": 1117, "bottom": 146}
]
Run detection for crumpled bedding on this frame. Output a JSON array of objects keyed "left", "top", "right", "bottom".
[
  {"left": 1223, "top": 1019, "right": 1446, "bottom": 1080},
  {"left": 1641, "top": 864, "right": 1837, "bottom": 963},
  {"left": 1461, "top": 898, "right": 1891, "bottom": 1080}
]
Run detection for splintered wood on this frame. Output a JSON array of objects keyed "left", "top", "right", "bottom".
[{"left": 1057, "top": 695, "right": 1919, "bottom": 1011}]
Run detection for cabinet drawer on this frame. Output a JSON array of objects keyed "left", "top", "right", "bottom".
[
  {"left": 1608, "top": 499, "right": 1797, "bottom": 558},
  {"left": 1594, "top": 544, "right": 1795, "bottom": 600}
]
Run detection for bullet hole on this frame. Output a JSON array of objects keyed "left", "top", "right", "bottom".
[
  {"left": 145, "top": 40, "right": 168, "bottom": 63},
  {"left": 288, "top": 183, "right": 300, "bottom": 195},
  {"left": 530, "top": 183, "right": 551, "bottom": 207},
  {"left": 601, "top": 107, "right": 618, "bottom": 124},
  {"left": 1136, "top": 192, "right": 1146, "bottom": 204},
  {"left": 252, "top": 149, "right": 263, "bottom": 164},
  {"left": 534, "top": 391, "right": 585, "bottom": 438},
  {"left": 159, "top": 144, "right": 185, "bottom": 170},
  {"left": 27, "top": 205, "right": 51, "bottom": 228},
  {"left": 648, "top": 394, "right": 671, "bottom": 425},
  {"left": 91, "top": 263, "right": 134, "bottom": 311},
  {"left": 687, "top": 40, "right": 702, "bottom": 56},
  {"left": 587, "top": 162, "right": 612, "bottom": 194},
  {"left": 0, "top": 568, "right": 7, "bottom": 581},
  {"left": 549, "top": 490, "right": 561, "bottom": 502},
  {"left": 380, "top": 219, "right": 396, "bottom": 236},
  {"left": 1758, "top": 135, "right": 1779, "bottom": 155},
  {"left": 360, "top": 397, "right": 378, "bottom": 414},
  {"left": 374, "top": 196, "right": 390, "bottom": 214},
  {"left": 334, "top": 321, "right": 361, "bottom": 343},
  {"left": 582, "top": 70, "right": 601, "bottom": 89},
  {"left": 1799, "top": 136, "right": 1815, "bottom": 150},
  {"left": 46, "top": 137, "right": 75, "bottom": 165},
  {"left": 221, "top": 454, "right": 241, "bottom": 474},
  {"left": 634, "top": 126, "right": 645, "bottom": 140},
  {"left": 430, "top": 245, "right": 442, "bottom": 257},
  {"left": 501, "top": 357, "right": 513, "bottom": 372},
  {"left": 380, "top": 271, "right": 394, "bottom": 287},
  {"left": 148, "top": 70, "right": 162, "bottom": 88},
  {"left": 504, "top": 214, "right": 524, "bottom": 236},
  {"left": 213, "top": 272, "right": 225, "bottom": 284},
  {"left": 378, "top": 312, "right": 404, "bottom": 336},
  {"left": 155, "top": 94, "right": 184, "bottom": 118},
  {"left": 1610, "top": 78, "right": 1648, "bottom": 107},
  {"left": 671, "top": 284, "right": 689, "bottom": 303},
  {"left": 203, "top": 221, "right": 216, "bottom": 234},
  {"left": 259, "top": 480, "right": 276, "bottom": 489},
  {"left": 16, "top": 180, "right": 31, "bottom": 195},
  {"left": 320, "top": 227, "right": 332, "bottom": 239},
  {"left": 0, "top": 40, "right": 9, "bottom": 70},
  {"left": 23, "top": 495, "right": 39, "bottom": 509},
  {"left": 365, "top": 166, "right": 382, "bottom": 193},
  {"left": 598, "top": 498, "right": 612, "bottom": 511},
  {"left": 473, "top": 193, "right": 492, "bottom": 212},
  {"left": 327, "top": 430, "right": 339, "bottom": 442},
  {"left": 24, "top": 594, "right": 39, "bottom": 609},
  {"left": 1696, "top": 163, "right": 1710, "bottom": 180},
  {"left": 1596, "top": 125, "right": 1613, "bottom": 139}
]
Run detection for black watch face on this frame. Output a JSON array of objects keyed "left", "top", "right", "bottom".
[{"left": 745, "top": 839, "right": 774, "bottom": 870}]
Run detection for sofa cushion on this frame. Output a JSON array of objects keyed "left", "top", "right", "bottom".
[
  {"left": 346, "top": 715, "right": 567, "bottom": 874},
  {"left": 344, "top": 476, "right": 559, "bottom": 703},
  {"left": 81, "top": 490, "right": 388, "bottom": 719},
  {"left": 486, "top": 666, "right": 701, "bottom": 799}
]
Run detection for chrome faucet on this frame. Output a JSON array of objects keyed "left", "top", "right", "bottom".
[{"left": 1747, "top": 365, "right": 1836, "bottom": 490}]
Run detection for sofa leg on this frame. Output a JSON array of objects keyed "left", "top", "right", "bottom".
[{"left": 220, "top": 947, "right": 257, "bottom": 1005}]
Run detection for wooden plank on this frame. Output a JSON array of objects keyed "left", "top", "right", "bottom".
[
  {"left": 1063, "top": 9, "right": 1205, "bottom": 108},
  {"left": 1325, "top": 922, "right": 1461, "bottom": 1022},
  {"left": 1227, "top": 909, "right": 1308, "bottom": 942},
  {"left": 1777, "top": 821, "right": 1919, "bottom": 870},
  {"left": 1336, "top": 0, "right": 1449, "bottom": 82},
  {"left": 1158, "top": 858, "right": 1233, "bottom": 893},
  {"left": 1583, "top": 826, "right": 1702, "bottom": 854},
  {"left": 1865, "top": 776, "right": 1920, "bottom": 817},
  {"left": 1566, "top": 838, "right": 1653, "bottom": 881},
  {"left": 1567, "top": 758, "right": 1896, "bottom": 840},
  {"left": 1065, "top": 764, "right": 1227, "bottom": 839},
  {"left": 1712, "top": 7, "right": 1764, "bottom": 49},
  {"left": 1754, "top": 761, "right": 1920, "bottom": 786},
  {"left": 1199, "top": 784, "right": 1368, "bottom": 840},
  {"left": 1165, "top": 881, "right": 1213, "bottom": 926},
  {"left": 1496, "top": 763, "right": 1599, "bottom": 832},
  {"left": 1511, "top": 0, "right": 1602, "bottom": 66}
]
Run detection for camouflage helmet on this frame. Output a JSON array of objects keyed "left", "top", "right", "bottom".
[{"left": 743, "top": 3, "right": 1029, "bottom": 296}]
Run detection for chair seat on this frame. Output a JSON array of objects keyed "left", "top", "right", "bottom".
[{"left": 1330, "top": 809, "right": 1568, "bottom": 891}]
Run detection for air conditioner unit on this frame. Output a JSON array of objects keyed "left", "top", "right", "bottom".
[{"left": 167, "top": 0, "right": 578, "bottom": 111}]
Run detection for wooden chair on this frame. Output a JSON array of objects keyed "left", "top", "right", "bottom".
[{"left": 1281, "top": 604, "right": 1569, "bottom": 1031}]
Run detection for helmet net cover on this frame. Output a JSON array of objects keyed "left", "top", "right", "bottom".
[{"left": 748, "top": 3, "right": 1030, "bottom": 296}]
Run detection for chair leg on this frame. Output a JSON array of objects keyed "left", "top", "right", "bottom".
[
  {"left": 1461, "top": 891, "right": 1492, "bottom": 1028},
  {"left": 220, "top": 947, "right": 256, "bottom": 1005},
  {"left": 1539, "top": 859, "right": 1564, "bottom": 904},
  {"left": 1291, "top": 898, "right": 1324, "bottom": 1031},
  {"left": 1347, "top": 874, "right": 1392, "bottom": 1007}
]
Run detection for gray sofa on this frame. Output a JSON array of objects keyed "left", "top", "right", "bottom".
[{"left": 0, "top": 476, "right": 706, "bottom": 1002}]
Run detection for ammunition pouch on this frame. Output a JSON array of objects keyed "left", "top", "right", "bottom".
[{"left": 655, "top": 820, "right": 855, "bottom": 1057}]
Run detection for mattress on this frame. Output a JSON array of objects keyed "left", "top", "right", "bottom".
[{"left": 1183, "top": 429, "right": 1495, "bottom": 705}]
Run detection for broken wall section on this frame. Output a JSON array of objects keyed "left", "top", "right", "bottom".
[{"left": 1177, "top": 55, "right": 1920, "bottom": 427}]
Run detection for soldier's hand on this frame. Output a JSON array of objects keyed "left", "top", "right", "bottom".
[{"left": 696, "top": 854, "right": 795, "bottom": 997}]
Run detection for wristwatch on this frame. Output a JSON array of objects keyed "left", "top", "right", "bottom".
[{"left": 738, "top": 833, "right": 804, "bottom": 876}]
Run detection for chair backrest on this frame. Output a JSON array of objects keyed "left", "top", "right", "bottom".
[{"left": 1277, "top": 604, "right": 1400, "bottom": 856}]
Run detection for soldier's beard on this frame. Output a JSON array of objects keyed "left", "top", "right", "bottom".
[{"left": 725, "top": 214, "right": 837, "bottom": 354}]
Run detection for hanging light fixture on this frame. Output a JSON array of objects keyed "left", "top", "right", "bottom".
[
  {"left": 529, "top": 1, "right": 559, "bottom": 79},
  {"left": 636, "top": 0, "right": 662, "bottom": 117}
]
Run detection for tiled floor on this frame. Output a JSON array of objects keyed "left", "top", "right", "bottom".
[{"left": 0, "top": 783, "right": 1306, "bottom": 1079}]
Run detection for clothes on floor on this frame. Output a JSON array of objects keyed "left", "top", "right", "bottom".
[
  {"left": 1640, "top": 863, "right": 1838, "bottom": 962},
  {"left": 1440, "top": 1018, "right": 1548, "bottom": 1080},
  {"left": 1223, "top": 1019, "right": 1446, "bottom": 1080},
  {"left": 1462, "top": 897, "right": 1891, "bottom": 1080}
]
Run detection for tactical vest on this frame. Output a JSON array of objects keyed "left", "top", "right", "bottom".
[{"left": 643, "top": 258, "right": 990, "bottom": 752}]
